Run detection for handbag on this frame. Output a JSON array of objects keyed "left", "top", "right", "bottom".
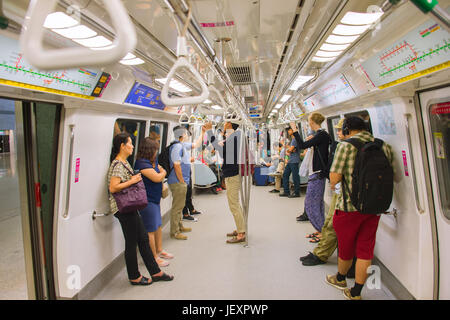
[
  {"left": 299, "top": 148, "right": 312, "bottom": 177},
  {"left": 112, "top": 162, "right": 148, "bottom": 213},
  {"left": 161, "top": 183, "right": 169, "bottom": 199}
]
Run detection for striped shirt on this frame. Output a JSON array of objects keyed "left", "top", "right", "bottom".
[{"left": 330, "top": 131, "right": 395, "bottom": 212}]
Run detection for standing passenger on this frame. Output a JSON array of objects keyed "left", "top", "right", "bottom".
[
  {"left": 135, "top": 137, "right": 174, "bottom": 267},
  {"left": 280, "top": 127, "right": 301, "bottom": 198},
  {"left": 108, "top": 133, "right": 173, "bottom": 285}
]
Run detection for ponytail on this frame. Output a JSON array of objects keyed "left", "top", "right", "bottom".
[{"left": 110, "top": 132, "right": 130, "bottom": 163}]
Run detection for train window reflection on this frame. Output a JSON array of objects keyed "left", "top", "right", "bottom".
[
  {"left": 149, "top": 121, "right": 168, "bottom": 153},
  {"left": 113, "top": 119, "right": 146, "bottom": 166},
  {"left": 327, "top": 116, "right": 342, "bottom": 142},
  {"left": 429, "top": 101, "right": 450, "bottom": 220}
]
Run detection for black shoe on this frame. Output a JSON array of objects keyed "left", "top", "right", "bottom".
[
  {"left": 190, "top": 210, "right": 202, "bottom": 215},
  {"left": 300, "top": 252, "right": 314, "bottom": 262},
  {"left": 183, "top": 215, "right": 198, "bottom": 222},
  {"left": 279, "top": 193, "right": 289, "bottom": 197},
  {"left": 288, "top": 193, "right": 300, "bottom": 198},
  {"left": 269, "top": 189, "right": 280, "bottom": 193},
  {"left": 296, "top": 212, "right": 309, "bottom": 222},
  {"left": 302, "top": 254, "right": 326, "bottom": 266}
]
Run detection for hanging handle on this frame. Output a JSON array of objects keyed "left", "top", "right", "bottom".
[{"left": 20, "top": 0, "right": 137, "bottom": 70}]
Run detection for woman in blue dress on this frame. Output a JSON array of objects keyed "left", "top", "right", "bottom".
[{"left": 135, "top": 137, "right": 174, "bottom": 267}]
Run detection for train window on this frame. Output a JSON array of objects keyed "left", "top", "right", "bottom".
[
  {"left": 429, "top": 102, "right": 450, "bottom": 220},
  {"left": 113, "top": 119, "right": 146, "bottom": 166},
  {"left": 327, "top": 116, "right": 342, "bottom": 142},
  {"left": 344, "top": 110, "right": 373, "bottom": 134},
  {"left": 149, "top": 121, "right": 168, "bottom": 153}
]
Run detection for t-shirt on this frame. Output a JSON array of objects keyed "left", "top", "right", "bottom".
[
  {"left": 288, "top": 138, "right": 300, "bottom": 163},
  {"left": 168, "top": 141, "right": 192, "bottom": 185},
  {"left": 107, "top": 160, "right": 133, "bottom": 214},
  {"left": 134, "top": 158, "right": 162, "bottom": 204}
]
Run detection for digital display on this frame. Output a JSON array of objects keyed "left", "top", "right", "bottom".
[
  {"left": 124, "top": 82, "right": 165, "bottom": 110},
  {"left": 0, "top": 35, "right": 103, "bottom": 97},
  {"left": 91, "top": 72, "right": 111, "bottom": 97}
]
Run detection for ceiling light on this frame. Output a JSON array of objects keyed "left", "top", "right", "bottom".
[
  {"left": 280, "top": 95, "right": 291, "bottom": 102},
  {"left": 312, "top": 56, "right": 335, "bottom": 63},
  {"left": 44, "top": 12, "right": 79, "bottom": 29},
  {"left": 320, "top": 43, "right": 351, "bottom": 51},
  {"left": 73, "top": 36, "right": 112, "bottom": 48},
  {"left": 204, "top": 99, "right": 212, "bottom": 103},
  {"left": 290, "top": 75, "right": 314, "bottom": 91},
  {"left": 119, "top": 58, "right": 145, "bottom": 65},
  {"left": 332, "top": 24, "right": 371, "bottom": 36},
  {"left": 326, "top": 34, "right": 359, "bottom": 44},
  {"left": 211, "top": 105, "right": 222, "bottom": 110},
  {"left": 51, "top": 25, "right": 97, "bottom": 39},
  {"left": 90, "top": 45, "right": 115, "bottom": 51},
  {"left": 121, "top": 53, "right": 136, "bottom": 60},
  {"left": 155, "top": 78, "right": 192, "bottom": 93},
  {"left": 315, "top": 50, "right": 342, "bottom": 58},
  {"left": 275, "top": 103, "right": 282, "bottom": 109},
  {"left": 340, "top": 11, "right": 383, "bottom": 25}
]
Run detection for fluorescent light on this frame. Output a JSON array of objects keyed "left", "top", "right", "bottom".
[
  {"left": 332, "top": 24, "right": 371, "bottom": 36},
  {"left": 121, "top": 53, "right": 136, "bottom": 60},
  {"left": 341, "top": 11, "right": 383, "bottom": 25},
  {"left": 211, "top": 105, "right": 222, "bottom": 110},
  {"left": 156, "top": 78, "right": 192, "bottom": 93},
  {"left": 51, "top": 25, "right": 97, "bottom": 39},
  {"left": 320, "top": 43, "right": 351, "bottom": 51},
  {"left": 204, "top": 99, "right": 212, "bottom": 103},
  {"left": 312, "top": 56, "right": 335, "bottom": 63},
  {"left": 326, "top": 34, "right": 359, "bottom": 44},
  {"left": 290, "top": 75, "right": 314, "bottom": 91},
  {"left": 73, "top": 36, "right": 112, "bottom": 48},
  {"left": 315, "top": 50, "right": 342, "bottom": 58},
  {"left": 44, "top": 12, "right": 79, "bottom": 29},
  {"left": 275, "top": 103, "right": 282, "bottom": 109},
  {"left": 120, "top": 58, "right": 145, "bottom": 65},
  {"left": 280, "top": 95, "right": 291, "bottom": 102}
]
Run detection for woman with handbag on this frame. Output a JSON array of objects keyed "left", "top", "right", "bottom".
[
  {"left": 134, "top": 137, "right": 174, "bottom": 267},
  {"left": 108, "top": 133, "right": 174, "bottom": 285}
]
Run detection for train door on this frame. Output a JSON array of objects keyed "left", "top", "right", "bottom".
[
  {"left": 418, "top": 86, "right": 450, "bottom": 299},
  {"left": 0, "top": 98, "right": 60, "bottom": 299}
]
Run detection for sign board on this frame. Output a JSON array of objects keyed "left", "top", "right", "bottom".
[{"left": 124, "top": 82, "right": 165, "bottom": 110}]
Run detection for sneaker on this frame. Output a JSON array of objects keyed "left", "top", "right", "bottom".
[
  {"left": 325, "top": 274, "right": 347, "bottom": 291},
  {"left": 300, "top": 252, "right": 314, "bottom": 262},
  {"left": 183, "top": 215, "right": 198, "bottom": 222},
  {"left": 180, "top": 226, "right": 192, "bottom": 233},
  {"left": 171, "top": 233, "right": 187, "bottom": 240},
  {"left": 296, "top": 213, "right": 309, "bottom": 222},
  {"left": 302, "top": 254, "right": 326, "bottom": 266},
  {"left": 279, "top": 193, "right": 290, "bottom": 197},
  {"left": 343, "top": 288, "right": 362, "bottom": 300},
  {"left": 288, "top": 193, "right": 300, "bottom": 198},
  {"left": 269, "top": 189, "right": 280, "bottom": 193}
]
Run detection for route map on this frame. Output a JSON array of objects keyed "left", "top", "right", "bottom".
[
  {"left": 0, "top": 35, "right": 102, "bottom": 96},
  {"left": 361, "top": 18, "right": 450, "bottom": 89}
]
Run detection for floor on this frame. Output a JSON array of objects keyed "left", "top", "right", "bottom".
[
  {"left": 0, "top": 152, "right": 28, "bottom": 300},
  {"left": 93, "top": 184, "right": 396, "bottom": 300}
]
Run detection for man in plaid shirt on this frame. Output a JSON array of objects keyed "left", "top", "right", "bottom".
[{"left": 325, "top": 116, "right": 395, "bottom": 300}]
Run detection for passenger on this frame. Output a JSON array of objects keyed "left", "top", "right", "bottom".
[
  {"left": 182, "top": 170, "right": 202, "bottom": 221},
  {"left": 326, "top": 116, "right": 395, "bottom": 300},
  {"left": 290, "top": 113, "right": 331, "bottom": 240},
  {"left": 134, "top": 137, "right": 173, "bottom": 268},
  {"left": 204, "top": 121, "right": 246, "bottom": 244},
  {"left": 168, "top": 125, "right": 205, "bottom": 240},
  {"left": 280, "top": 127, "right": 301, "bottom": 198},
  {"left": 268, "top": 142, "right": 285, "bottom": 193},
  {"left": 108, "top": 133, "right": 174, "bottom": 285}
]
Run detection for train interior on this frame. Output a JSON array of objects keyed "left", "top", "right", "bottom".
[{"left": 0, "top": 0, "right": 449, "bottom": 300}]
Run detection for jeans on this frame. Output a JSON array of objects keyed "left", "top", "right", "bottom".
[
  {"left": 114, "top": 211, "right": 161, "bottom": 280},
  {"left": 283, "top": 162, "right": 300, "bottom": 195}
]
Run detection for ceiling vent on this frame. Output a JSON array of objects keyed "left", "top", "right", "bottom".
[{"left": 226, "top": 63, "right": 255, "bottom": 85}]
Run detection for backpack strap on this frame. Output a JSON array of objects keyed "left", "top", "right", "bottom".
[{"left": 340, "top": 138, "right": 363, "bottom": 212}]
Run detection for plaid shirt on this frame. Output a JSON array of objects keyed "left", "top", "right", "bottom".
[{"left": 330, "top": 131, "right": 395, "bottom": 212}]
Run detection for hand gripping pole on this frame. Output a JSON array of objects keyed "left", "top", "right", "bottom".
[{"left": 20, "top": 0, "right": 137, "bottom": 70}]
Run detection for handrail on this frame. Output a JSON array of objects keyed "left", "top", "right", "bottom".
[
  {"left": 178, "top": 112, "right": 190, "bottom": 124},
  {"left": 404, "top": 113, "right": 425, "bottom": 214},
  {"left": 20, "top": 0, "right": 137, "bottom": 70},
  {"left": 208, "top": 85, "right": 228, "bottom": 108},
  {"left": 63, "top": 125, "right": 75, "bottom": 218}
]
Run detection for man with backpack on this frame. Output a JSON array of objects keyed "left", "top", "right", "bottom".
[{"left": 325, "top": 116, "right": 395, "bottom": 300}]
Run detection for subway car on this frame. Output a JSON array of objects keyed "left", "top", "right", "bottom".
[{"left": 0, "top": 0, "right": 449, "bottom": 301}]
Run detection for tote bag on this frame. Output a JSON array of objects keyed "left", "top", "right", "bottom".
[{"left": 112, "top": 162, "right": 148, "bottom": 213}]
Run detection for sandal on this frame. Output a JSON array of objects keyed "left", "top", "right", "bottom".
[
  {"left": 152, "top": 272, "right": 174, "bottom": 282},
  {"left": 309, "top": 236, "right": 320, "bottom": 243},
  {"left": 306, "top": 232, "right": 320, "bottom": 238},
  {"left": 156, "top": 258, "right": 169, "bottom": 267},
  {"left": 159, "top": 251, "right": 174, "bottom": 259},
  {"left": 226, "top": 236, "right": 246, "bottom": 244},
  {"left": 130, "top": 276, "right": 152, "bottom": 286},
  {"left": 227, "top": 230, "right": 238, "bottom": 237}
]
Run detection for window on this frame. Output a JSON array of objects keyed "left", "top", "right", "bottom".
[
  {"left": 149, "top": 121, "right": 168, "bottom": 153},
  {"left": 344, "top": 110, "right": 373, "bottom": 134},
  {"left": 327, "top": 116, "right": 343, "bottom": 142},
  {"left": 114, "top": 119, "right": 146, "bottom": 166}
]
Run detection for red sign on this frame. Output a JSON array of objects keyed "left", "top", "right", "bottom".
[
  {"left": 200, "top": 21, "right": 234, "bottom": 28},
  {"left": 431, "top": 101, "right": 450, "bottom": 115}
]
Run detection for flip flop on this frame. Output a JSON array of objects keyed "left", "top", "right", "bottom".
[
  {"left": 159, "top": 251, "right": 174, "bottom": 259},
  {"left": 309, "top": 236, "right": 320, "bottom": 243},
  {"left": 152, "top": 272, "right": 174, "bottom": 282},
  {"left": 130, "top": 276, "right": 152, "bottom": 286}
]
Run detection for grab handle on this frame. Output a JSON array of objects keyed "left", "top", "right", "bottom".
[
  {"left": 63, "top": 125, "right": 75, "bottom": 219},
  {"left": 404, "top": 113, "right": 425, "bottom": 214},
  {"left": 20, "top": 0, "right": 137, "bottom": 70}
]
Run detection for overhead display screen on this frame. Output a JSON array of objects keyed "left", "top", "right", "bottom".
[
  {"left": 0, "top": 35, "right": 103, "bottom": 97},
  {"left": 124, "top": 82, "right": 165, "bottom": 110},
  {"left": 361, "top": 18, "right": 450, "bottom": 89}
]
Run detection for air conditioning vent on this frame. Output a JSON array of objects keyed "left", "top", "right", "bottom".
[{"left": 227, "top": 63, "right": 254, "bottom": 84}]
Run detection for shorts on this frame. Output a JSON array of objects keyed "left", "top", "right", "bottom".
[{"left": 333, "top": 210, "right": 381, "bottom": 260}]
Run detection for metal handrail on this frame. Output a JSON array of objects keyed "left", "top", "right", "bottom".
[
  {"left": 404, "top": 113, "right": 425, "bottom": 214},
  {"left": 63, "top": 125, "right": 75, "bottom": 218}
]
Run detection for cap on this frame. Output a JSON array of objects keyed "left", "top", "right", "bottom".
[{"left": 334, "top": 118, "right": 345, "bottom": 129}]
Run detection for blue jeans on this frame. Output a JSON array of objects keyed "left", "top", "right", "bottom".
[{"left": 283, "top": 162, "right": 300, "bottom": 195}]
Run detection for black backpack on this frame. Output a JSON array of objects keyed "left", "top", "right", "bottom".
[
  {"left": 342, "top": 138, "right": 394, "bottom": 214},
  {"left": 157, "top": 141, "right": 183, "bottom": 175}
]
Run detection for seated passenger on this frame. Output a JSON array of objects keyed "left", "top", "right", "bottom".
[
  {"left": 135, "top": 137, "right": 174, "bottom": 268},
  {"left": 269, "top": 142, "right": 285, "bottom": 193},
  {"left": 108, "top": 133, "right": 173, "bottom": 285}
]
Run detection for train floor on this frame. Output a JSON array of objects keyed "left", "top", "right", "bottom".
[{"left": 93, "top": 184, "right": 396, "bottom": 300}]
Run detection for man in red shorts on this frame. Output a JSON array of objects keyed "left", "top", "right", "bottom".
[{"left": 325, "top": 116, "right": 395, "bottom": 300}]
